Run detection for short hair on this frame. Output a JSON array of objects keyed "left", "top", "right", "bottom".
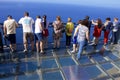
[
  {"left": 68, "top": 17, "right": 72, "bottom": 22},
  {"left": 114, "top": 17, "right": 118, "bottom": 20},
  {"left": 24, "top": 12, "right": 29, "bottom": 16},
  {"left": 7, "top": 15, "right": 12, "bottom": 19},
  {"left": 85, "top": 16, "right": 89, "bottom": 20},
  {"left": 36, "top": 15, "right": 41, "bottom": 18},
  {"left": 106, "top": 17, "right": 111, "bottom": 21}
]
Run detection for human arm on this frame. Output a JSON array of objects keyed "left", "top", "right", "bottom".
[
  {"left": 86, "top": 29, "right": 90, "bottom": 43},
  {"left": 3, "top": 22, "right": 7, "bottom": 36},
  {"left": 18, "top": 18, "right": 22, "bottom": 24},
  {"left": 92, "top": 20, "right": 97, "bottom": 25},
  {"left": 73, "top": 26, "right": 79, "bottom": 37},
  {"left": 14, "top": 20, "right": 18, "bottom": 28}
]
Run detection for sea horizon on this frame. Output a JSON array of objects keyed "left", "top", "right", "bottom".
[{"left": 0, "top": 1, "right": 120, "bottom": 23}]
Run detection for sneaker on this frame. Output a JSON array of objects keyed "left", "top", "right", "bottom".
[
  {"left": 76, "top": 58, "right": 80, "bottom": 60},
  {"left": 89, "top": 42, "right": 95, "bottom": 46},
  {"left": 23, "top": 49, "right": 28, "bottom": 53},
  {"left": 40, "top": 51, "right": 45, "bottom": 54},
  {"left": 103, "top": 45, "right": 110, "bottom": 51},
  {"left": 71, "top": 50, "right": 76, "bottom": 53}
]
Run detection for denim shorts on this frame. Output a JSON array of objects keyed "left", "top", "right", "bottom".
[
  {"left": 35, "top": 33, "right": 43, "bottom": 42},
  {"left": 73, "top": 36, "right": 77, "bottom": 44}
]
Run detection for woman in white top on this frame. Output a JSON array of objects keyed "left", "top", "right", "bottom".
[{"left": 35, "top": 16, "right": 44, "bottom": 53}]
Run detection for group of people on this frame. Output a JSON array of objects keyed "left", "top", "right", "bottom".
[
  {"left": 70, "top": 17, "right": 120, "bottom": 60},
  {"left": 2, "top": 12, "right": 49, "bottom": 54},
  {"left": 1, "top": 11, "right": 120, "bottom": 60}
]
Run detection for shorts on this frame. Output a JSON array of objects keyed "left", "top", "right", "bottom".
[
  {"left": 73, "top": 36, "right": 77, "bottom": 44},
  {"left": 7, "top": 34, "right": 16, "bottom": 44},
  {"left": 35, "top": 33, "right": 43, "bottom": 42},
  {"left": 23, "top": 32, "right": 34, "bottom": 43}
]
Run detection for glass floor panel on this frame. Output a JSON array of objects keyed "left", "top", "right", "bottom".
[
  {"left": 19, "top": 61, "right": 37, "bottom": 72},
  {"left": 0, "top": 76, "right": 15, "bottom": 80},
  {"left": 115, "top": 61, "right": 120, "bottom": 68},
  {"left": 92, "top": 54, "right": 106, "bottom": 62},
  {"left": 62, "top": 65, "right": 91, "bottom": 80},
  {"left": 78, "top": 56, "right": 92, "bottom": 65},
  {"left": 107, "top": 53, "right": 119, "bottom": 60},
  {"left": 0, "top": 43, "right": 120, "bottom": 80},
  {"left": 54, "top": 49, "right": 69, "bottom": 56},
  {"left": 101, "top": 63, "right": 120, "bottom": 75},
  {"left": 43, "top": 71, "right": 63, "bottom": 80},
  {"left": 84, "top": 65, "right": 108, "bottom": 79},
  {"left": 58, "top": 57, "right": 76, "bottom": 67},
  {"left": 18, "top": 73, "right": 40, "bottom": 80},
  {"left": 40, "top": 59, "right": 58, "bottom": 69}
]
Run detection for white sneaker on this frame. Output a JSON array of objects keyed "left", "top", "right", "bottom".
[
  {"left": 103, "top": 45, "right": 110, "bottom": 51},
  {"left": 89, "top": 42, "right": 95, "bottom": 46},
  {"left": 23, "top": 49, "right": 28, "bottom": 53},
  {"left": 71, "top": 50, "right": 76, "bottom": 53}
]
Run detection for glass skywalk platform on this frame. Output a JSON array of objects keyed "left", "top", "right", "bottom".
[{"left": 0, "top": 41, "right": 120, "bottom": 80}]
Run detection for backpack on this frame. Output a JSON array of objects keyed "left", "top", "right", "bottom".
[{"left": 68, "top": 28, "right": 73, "bottom": 33}]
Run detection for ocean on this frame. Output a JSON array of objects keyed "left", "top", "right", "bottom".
[{"left": 0, "top": 1, "right": 120, "bottom": 43}]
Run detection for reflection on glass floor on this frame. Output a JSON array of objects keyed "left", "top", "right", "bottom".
[{"left": 0, "top": 42, "right": 120, "bottom": 80}]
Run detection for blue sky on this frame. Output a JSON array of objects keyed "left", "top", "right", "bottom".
[{"left": 1, "top": 0, "right": 120, "bottom": 8}]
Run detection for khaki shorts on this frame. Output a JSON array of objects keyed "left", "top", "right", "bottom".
[{"left": 23, "top": 32, "right": 34, "bottom": 44}]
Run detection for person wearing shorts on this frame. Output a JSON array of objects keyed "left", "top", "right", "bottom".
[
  {"left": 71, "top": 20, "right": 82, "bottom": 53},
  {"left": 4, "top": 15, "right": 18, "bottom": 53},
  {"left": 71, "top": 36, "right": 77, "bottom": 53},
  {"left": 18, "top": 12, "right": 34, "bottom": 52},
  {"left": 35, "top": 16, "right": 44, "bottom": 53}
]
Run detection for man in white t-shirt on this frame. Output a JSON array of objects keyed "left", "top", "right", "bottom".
[
  {"left": 18, "top": 12, "right": 34, "bottom": 52},
  {"left": 4, "top": 15, "right": 18, "bottom": 53},
  {"left": 35, "top": 16, "right": 44, "bottom": 53}
]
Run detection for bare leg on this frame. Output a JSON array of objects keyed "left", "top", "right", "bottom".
[
  {"left": 24, "top": 43, "right": 28, "bottom": 51},
  {"left": 40, "top": 41, "right": 43, "bottom": 53},
  {"left": 36, "top": 41, "right": 39, "bottom": 52},
  {"left": 9, "top": 44, "right": 13, "bottom": 51},
  {"left": 72, "top": 44, "right": 76, "bottom": 52},
  {"left": 13, "top": 44, "right": 16, "bottom": 51}
]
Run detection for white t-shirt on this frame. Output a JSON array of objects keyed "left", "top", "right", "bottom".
[
  {"left": 4, "top": 19, "right": 18, "bottom": 34},
  {"left": 18, "top": 16, "right": 34, "bottom": 33},
  {"left": 35, "top": 18, "right": 42, "bottom": 33}
]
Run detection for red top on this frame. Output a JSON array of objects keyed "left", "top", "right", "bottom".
[{"left": 93, "top": 25, "right": 102, "bottom": 38}]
